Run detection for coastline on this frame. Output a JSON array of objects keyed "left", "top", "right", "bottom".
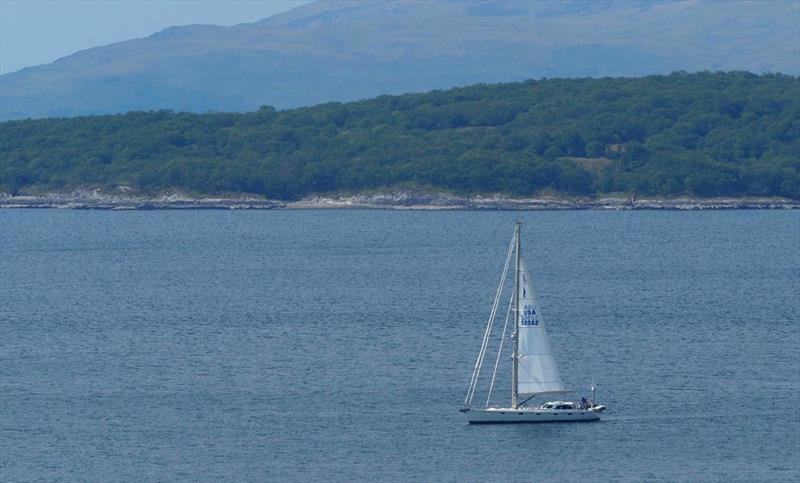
[{"left": 1, "top": 190, "right": 798, "bottom": 210}]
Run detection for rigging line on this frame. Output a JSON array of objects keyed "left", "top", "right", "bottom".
[
  {"left": 465, "top": 232, "right": 514, "bottom": 404},
  {"left": 485, "top": 291, "right": 513, "bottom": 407},
  {"left": 465, "top": 235, "right": 514, "bottom": 407},
  {"left": 464, "top": 233, "right": 515, "bottom": 407},
  {"left": 469, "top": 233, "right": 515, "bottom": 405},
  {"left": 465, "top": 289, "right": 501, "bottom": 406}
]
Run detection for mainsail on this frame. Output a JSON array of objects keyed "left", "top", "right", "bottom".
[{"left": 516, "top": 258, "right": 567, "bottom": 396}]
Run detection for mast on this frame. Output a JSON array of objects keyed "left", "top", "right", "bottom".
[{"left": 511, "top": 221, "right": 521, "bottom": 408}]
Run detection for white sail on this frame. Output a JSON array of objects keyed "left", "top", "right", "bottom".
[{"left": 516, "top": 258, "right": 567, "bottom": 396}]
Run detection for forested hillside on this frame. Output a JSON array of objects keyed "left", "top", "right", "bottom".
[{"left": 1, "top": 72, "right": 798, "bottom": 199}]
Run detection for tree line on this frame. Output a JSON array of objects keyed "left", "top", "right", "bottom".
[{"left": 1, "top": 71, "right": 798, "bottom": 199}]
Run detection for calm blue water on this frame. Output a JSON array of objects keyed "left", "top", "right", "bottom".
[{"left": 1, "top": 210, "right": 798, "bottom": 482}]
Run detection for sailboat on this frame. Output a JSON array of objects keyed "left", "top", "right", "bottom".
[{"left": 461, "top": 221, "right": 606, "bottom": 423}]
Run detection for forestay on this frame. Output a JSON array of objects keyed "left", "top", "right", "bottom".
[{"left": 516, "top": 258, "right": 567, "bottom": 396}]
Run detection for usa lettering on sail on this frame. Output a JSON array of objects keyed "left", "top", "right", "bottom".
[{"left": 521, "top": 304, "right": 539, "bottom": 326}]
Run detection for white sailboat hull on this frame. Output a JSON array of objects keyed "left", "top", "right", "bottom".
[{"left": 465, "top": 407, "right": 601, "bottom": 424}]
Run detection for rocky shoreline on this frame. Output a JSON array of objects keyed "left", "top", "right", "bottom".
[
  {"left": 1, "top": 190, "right": 798, "bottom": 210},
  {"left": 0, "top": 191, "right": 284, "bottom": 210}
]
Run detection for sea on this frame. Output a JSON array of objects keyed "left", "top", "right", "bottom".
[{"left": 1, "top": 209, "right": 798, "bottom": 482}]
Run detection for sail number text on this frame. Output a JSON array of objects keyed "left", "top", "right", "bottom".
[{"left": 521, "top": 304, "right": 540, "bottom": 326}]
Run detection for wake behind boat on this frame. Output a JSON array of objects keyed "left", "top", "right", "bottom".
[{"left": 461, "top": 221, "right": 606, "bottom": 424}]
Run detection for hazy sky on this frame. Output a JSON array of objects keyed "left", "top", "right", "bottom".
[{"left": 0, "top": 0, "right": 311, "bottom": 75}]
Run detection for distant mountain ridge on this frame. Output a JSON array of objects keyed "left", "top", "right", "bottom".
[{"left": 1, "top": 0, "right": 798, "bottom": 120}]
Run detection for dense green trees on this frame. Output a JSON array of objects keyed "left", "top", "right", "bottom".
[{"left": 1, "top": 72, "right": 798, "bottom": 199}]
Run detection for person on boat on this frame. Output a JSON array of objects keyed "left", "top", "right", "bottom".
[{"left": 580, "top": 397, "right": 588, "bottom": 409}]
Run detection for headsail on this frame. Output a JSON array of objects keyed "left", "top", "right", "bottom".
[{"left": 516, "top": 258, "right": 567, "bottom": 396}]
